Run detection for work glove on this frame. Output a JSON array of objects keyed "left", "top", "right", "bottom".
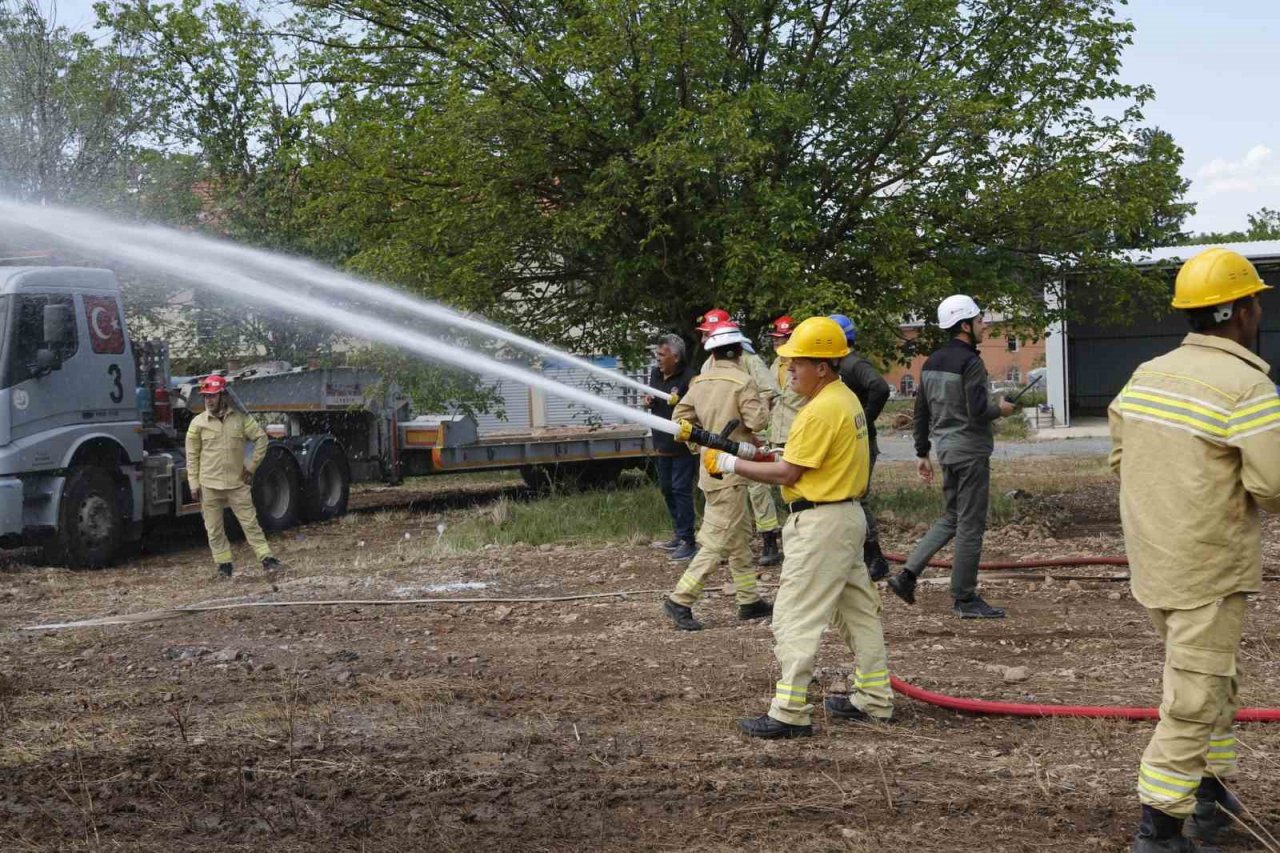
[
  {"left": 241, "top": 469, "right": 254, "bottom": 485},
  {"left": 703, "top": 449, "right": 737, "bottom": 477}
]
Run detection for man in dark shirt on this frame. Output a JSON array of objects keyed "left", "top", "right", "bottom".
[
  {"left": 885, "top": 295, "right": 1014, "bottom": 618},
  {"left": 646, "top": 334, "right": 698, "bottom": 560},
  {"left": 829, "top": 314, "right": 892, "bottom": 580}
]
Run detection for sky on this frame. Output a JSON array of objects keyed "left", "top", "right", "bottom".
[
  {"left": 1120, "top": 0, "right": 1280, "bottom": 235},
  {"left": 42, "top": 0, "right": 1279, "bottom": 237}
]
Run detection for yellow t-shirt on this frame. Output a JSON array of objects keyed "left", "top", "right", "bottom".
[{"left": 781, "top": 379, "right": 870, "bottom": 504}]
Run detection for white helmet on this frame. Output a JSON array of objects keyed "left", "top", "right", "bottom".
[
  {"left": 704, "top": 322, "right": 749, "bottom": 351},
  {"left": 937, "top": 294, "right": 981, "bottom": 329}
]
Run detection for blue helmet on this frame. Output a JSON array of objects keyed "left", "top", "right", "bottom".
[{"left": 828, "top": 314, "right": 857, "bottom": 346}]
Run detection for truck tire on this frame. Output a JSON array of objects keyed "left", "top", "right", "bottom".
[
  {"left": 45, "top": 467, "right": 123, "bottom": 569},
  {"left": 252, "top": 447, "right": 302, "bottom": 532},
  {"left": 302, "top": 442, "right": 350, "bottom": 522}
]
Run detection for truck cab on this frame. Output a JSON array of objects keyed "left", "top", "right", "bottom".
[{"left": 0, "top": 267, "right": 145, "bottom": 562}]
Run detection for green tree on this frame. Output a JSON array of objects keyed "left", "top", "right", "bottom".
[
  {"left": 0, "top": 0, "right": 160, "bottom": 205},
  {"left": 282, "top": 0, "right": 1190, "bottom": 362},
  {"left": 1186, "top": 207, "right": 1280, "bottom": 245}
]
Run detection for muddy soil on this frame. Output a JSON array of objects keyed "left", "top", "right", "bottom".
[{"left": 1, "top": 475, "right": 1278, "bottom": 852}]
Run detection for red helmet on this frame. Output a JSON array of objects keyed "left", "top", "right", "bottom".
[
  {"left": 199, "top": 375, "right": 228, "bottom": 395},
  {"left": 768, "top": 314, "right": 796, "bottom": 338},
  {"left": 695, "top": 308, "right": 732, "bottom": 332}
]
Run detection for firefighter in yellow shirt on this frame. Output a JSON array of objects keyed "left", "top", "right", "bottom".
[
  {"left": 1110, "top": 248, "right": 1280, "bottom": 851},
  {"left": 186, "top": 375, "right": 280, "bottom": 578},
  {"left": 703, "top": 317, "right": 892, "bottom": 738}
]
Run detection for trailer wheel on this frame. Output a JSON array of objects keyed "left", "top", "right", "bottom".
[
  {"left": 303, "top": 442, "right": 350, "bottom": 522},
  {"left": 253, "top": 447, "right": 302, "bottom": 532},
  {"left": 45, "top": 466, "right": 123, "bottom": 568}
]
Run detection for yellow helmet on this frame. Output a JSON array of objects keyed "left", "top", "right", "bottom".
[
  {"left": 776, "top": 317, "right": 850, "bottom": 359},
  {"left": 1172, "top": 247, "right": 1271, "bottom": 310}
]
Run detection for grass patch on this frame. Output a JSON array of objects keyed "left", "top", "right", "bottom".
[
  {"left": 868, "top": 486, "right": 1018, "bottom": 528},
  {"left": 869, "top": 456, "right": 1112, "bottom": 528},
  {"left": 441, "top": 480, "right": 672, "bottom": 550},
  {"left": 994, "top": 412, "right": 1032, "bottom": 440}
]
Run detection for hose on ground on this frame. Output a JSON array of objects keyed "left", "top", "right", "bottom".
[{"left": 889, "top": 675, "right": 1280, "bottom": 722}]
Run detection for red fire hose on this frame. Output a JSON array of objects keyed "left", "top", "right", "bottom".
[
  {"left": 889, "top": 676, "right": 1280, "bottom": 722},
  {"left": 877, "top": 553, "right": 1280, "bottom": 720}
]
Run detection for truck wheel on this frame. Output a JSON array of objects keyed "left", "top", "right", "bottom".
[
  {"left": 519, "top": 464, "right": 553, "bottom": 494},
  {"left": 46, "top": 467, "right": 123, "bottom": 569},
  {"left": 303, "top": 442, "right": 350, "bottom": 522},
  {"left": 253, "top": 448, "right": 301, "bottom": 532}
]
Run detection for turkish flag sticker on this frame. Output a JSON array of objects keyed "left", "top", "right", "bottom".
[{"left": 84, "top": 295, "right": 125, "bottom": 354}]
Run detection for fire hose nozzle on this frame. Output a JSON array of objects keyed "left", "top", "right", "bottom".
[{"left": 667, "top": 391, "right": 680, "bottom": 406}]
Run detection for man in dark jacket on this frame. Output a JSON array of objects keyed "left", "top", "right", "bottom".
[
  {"left": 885, "top": 296, "right": 1014, "bottom": 618},
  {"left": 646, "top": 334, "right": 698, "bottom": 560},
  {"left": 829, "top": 314, "right": 892, "bottom": 580}
]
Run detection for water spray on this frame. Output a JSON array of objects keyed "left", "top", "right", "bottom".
[
  {"left": 0, "top": 201, "right": 683, "bottom": 437},
  {"left": 29, "top": 204, "right": 678, "bottom": 404}
]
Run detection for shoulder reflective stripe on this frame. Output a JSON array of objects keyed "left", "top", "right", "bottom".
[
  {"left": 1121, "top": 390, "right": 1229, "bottom": 424},
  {"left": 1116, "top": 401, "right": 1228, "bottom": 437},
  {"left": 1116, "top": 409, "right": 1228, "bottom": 445},
  {"left": 1127, "top": 384, "right": 1231, "bottom": 416},
  {"left": 1231, "top": 396, "right": 1280, "bottom": 419},
  {"left": 697, "top": 374, "right": 745, "bottom": 385}
]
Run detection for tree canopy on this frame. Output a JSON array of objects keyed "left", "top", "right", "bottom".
[{"left": 5, "top": 0, "right": 1196, "bottom": 368}]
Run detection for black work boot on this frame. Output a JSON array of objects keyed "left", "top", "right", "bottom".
[
  {"left": 1187, "top": 776, "right": 1241, "bottom": 844},
  {"left": 757, "top": 530, "right": 782, "bottom": 566},
  {"left": 824, "top": 695, "right": 892, "bottom": 724},
  {"left": 1132, "top": 805, "right": 1196, "bottom": 852},
  {"left": 261, "top": 556, "right": 282, "bottom": 573},
  {"left": 738, "top": 713, "right": 812, "bottom": 739},
  {"left": 662, "top": 598, "right": 704, "bottom": 631},
  {"left": 217, "top": 562, "right": 234, "bottom": 579},
  {"left": 953, "top": 595, "right": 1006, "bottom": 619},
  {"left": 738, "top": 599, "right": 773, "bottom": 621},
  {"left": 886, "top": 570, "right": 917, "bottom": 605},
  {"left": 864, "top": 538, "right": 890, "bottom": 582}
]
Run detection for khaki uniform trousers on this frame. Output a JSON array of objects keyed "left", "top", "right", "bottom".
[
  {"left": 747, "top": 481, "right": 780, "bottom": 533},
  {"left": 670, "top": 485, "right": 760, "bottom": 607},
  {"left": 200, "top": 485, "right": 273, "bottom": 566},
  {"left": 1137, "top": 592, "right": 1246, "bottom": 816},
  {"left": 769, "top": 501, "right": 893, "bottom": 725}
]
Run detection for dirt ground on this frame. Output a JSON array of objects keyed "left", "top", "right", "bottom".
[{"left": 1, "top": 462, "right": 1279, "bottom": 852}]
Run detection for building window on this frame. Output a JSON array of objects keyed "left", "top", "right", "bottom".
[
  {"left": 900, "top": 375, "right": 915, "bottom": 396},
  {"left": 1007, "top": 366, "right": 1021, "bottom": 384},
  {"left": 1007, "top": 336, "right": 1019, "bottom": 352}
]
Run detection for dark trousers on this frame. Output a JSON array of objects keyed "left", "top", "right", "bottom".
[
  {"left": 657, "top": 453, "right": 698, "bottom": 544},
  {"left": 903, "top": 456, "right": 990, "bottom": 601}
]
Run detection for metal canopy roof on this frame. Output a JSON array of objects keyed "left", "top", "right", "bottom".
[{"left": 1125, "top": 240, "right": 1280, "bottom": 267}]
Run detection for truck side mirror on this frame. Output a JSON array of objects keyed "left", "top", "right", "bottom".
[
  {"left": 43, "top": 303, "right": 72, "bottom": 347},
  {"left": 33, "top": 347, "right": 61, "bottom": 377}
]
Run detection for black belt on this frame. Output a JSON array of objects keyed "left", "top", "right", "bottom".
[{"left": 786, "top": 498, "right": 854, "bottom": 514}]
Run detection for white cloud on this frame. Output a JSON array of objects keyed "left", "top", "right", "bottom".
[{"left": 1195, "top": 143, "right": 1280, "bottom": 195}]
